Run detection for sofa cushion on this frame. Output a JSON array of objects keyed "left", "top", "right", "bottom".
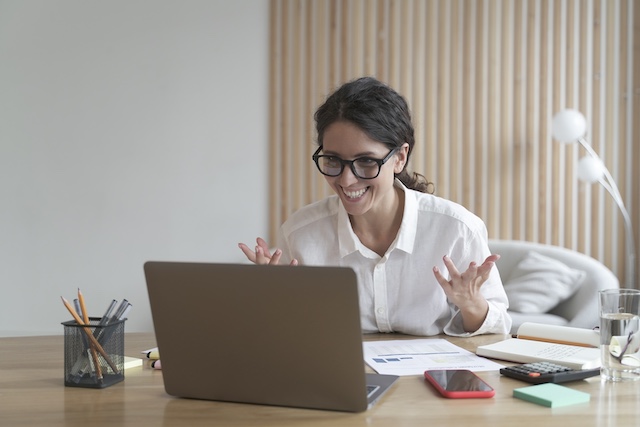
[{"left": 504, "top": 251, "right": 586, "bottom": 314}]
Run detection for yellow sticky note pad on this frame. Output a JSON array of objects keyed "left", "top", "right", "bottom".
[{"left": 513, "top": 383, "right": 590, "bottom": 408}]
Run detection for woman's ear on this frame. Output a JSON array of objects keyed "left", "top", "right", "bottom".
[{"left": 394, "top": 143, "right": 410, "bottom": 174}]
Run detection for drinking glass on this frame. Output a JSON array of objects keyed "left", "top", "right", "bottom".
[{"left": 599, "top": 289, "right": 640, "bottom": 381}]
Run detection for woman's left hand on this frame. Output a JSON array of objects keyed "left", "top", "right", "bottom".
[{"left": 432, "top": 254, "right": 500, "bottom": 331}]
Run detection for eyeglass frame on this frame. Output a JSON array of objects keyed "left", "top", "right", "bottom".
[{"left": 311, "top": 145, "right": 400, "bottom": 180}]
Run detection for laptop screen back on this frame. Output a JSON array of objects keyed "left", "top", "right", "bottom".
[{"left": 144, "top": 262, "right": 372, "bottom": 412}]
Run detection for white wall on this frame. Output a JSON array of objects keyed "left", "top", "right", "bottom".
[{"left": 0, "top": 0, "right": 269, "bottom": 336}]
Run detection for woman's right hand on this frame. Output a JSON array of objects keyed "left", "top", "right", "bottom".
[{"left": 238, "top": 237, "right": 298, "bottom": 266}]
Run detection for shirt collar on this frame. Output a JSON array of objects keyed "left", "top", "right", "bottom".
[{"left": 336, "top": 179, "right": 418, "bottom": 258}]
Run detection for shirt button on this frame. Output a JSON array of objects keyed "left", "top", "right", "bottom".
[{"left": 376, "top": 307, "right": 385, "bottom": 314}]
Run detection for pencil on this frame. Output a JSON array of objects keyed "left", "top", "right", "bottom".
[
  {"left": 77, "top": 289, "right": 103, "bottom": 381},
  {"left": 61, "top": 296, "right": 120, "bottom": 374}
]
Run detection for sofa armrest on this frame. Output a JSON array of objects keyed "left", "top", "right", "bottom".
[{"left": 489, "top": 239, "right": 619, "bottom": 328}]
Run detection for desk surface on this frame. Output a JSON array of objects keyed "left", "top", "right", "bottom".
[{"left": 1, "top": 333, "right": 638, "bottom": 427}]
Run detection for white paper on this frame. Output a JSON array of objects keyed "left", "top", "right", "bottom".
[{"left": 363, "top": 339, "right": 504, "bottom": 375}]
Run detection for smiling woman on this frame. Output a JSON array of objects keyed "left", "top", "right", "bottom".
[{"left": 239, "top": 77, "right": 512, "bottom": 338}]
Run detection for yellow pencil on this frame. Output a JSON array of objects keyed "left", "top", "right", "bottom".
[
  {"left": 61, "top": 297, "right": 120, "bottom": 374},
  {"left": 77, "top": 289, "right": 103, "bottom": 381}
]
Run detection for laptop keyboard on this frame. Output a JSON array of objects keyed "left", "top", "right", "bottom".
[{"left": 366, "top": 385, "right": 380, "bottom": 398}]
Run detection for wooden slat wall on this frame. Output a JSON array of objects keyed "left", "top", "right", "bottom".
[{"left": 269, "top": 0, "right": 640, "bottom": 289}]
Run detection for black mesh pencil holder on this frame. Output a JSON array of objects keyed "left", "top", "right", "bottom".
[{"left": 62, "top": 317, "right": 126, "bottom": 388}]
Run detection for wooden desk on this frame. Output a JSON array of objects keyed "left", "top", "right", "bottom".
[{"left": 1, "top": 333, "right": 638, "bottom": 426}]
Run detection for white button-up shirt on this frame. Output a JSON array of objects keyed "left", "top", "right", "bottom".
[{"left": 277, "top": 181, "right": 512, "bottom": 336}]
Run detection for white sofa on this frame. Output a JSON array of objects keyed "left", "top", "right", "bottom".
[{"left": 489, "top": 239, "right": 620, "bottom": 334}]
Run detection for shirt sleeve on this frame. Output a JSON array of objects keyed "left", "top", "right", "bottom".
[
  {"left": 442, "top": 266, "right": 513, "bottom": 337},
  {"left": 443, "top": 299, "right": 512, "bottom": 337},
  {"left": 441, "top": 228, "right": 513, "bottom": 337}
]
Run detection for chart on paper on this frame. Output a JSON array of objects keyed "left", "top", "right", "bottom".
[{"left": 363, "top": 339, "right": 504, "bottom": 375}]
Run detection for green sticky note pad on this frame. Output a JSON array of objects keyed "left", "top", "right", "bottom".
[{"left": 513, "top": 383, "right": 590, "bottom": 408}]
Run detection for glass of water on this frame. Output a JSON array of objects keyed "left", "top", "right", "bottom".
[{"left": 599, "top": 289, "right": 640, "bottom": 381}]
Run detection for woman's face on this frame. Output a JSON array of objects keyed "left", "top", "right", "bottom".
[{"left": 320, "top": 121, "right": 407, "bottom": 218}]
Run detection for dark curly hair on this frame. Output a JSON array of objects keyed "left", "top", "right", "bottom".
[{"left": 314, "top": 76, "right": 433, "bottom": 193}]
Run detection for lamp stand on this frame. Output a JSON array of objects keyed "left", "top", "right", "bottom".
[{"left": 577, "top": 138, "right": 636, "bottom": 289}]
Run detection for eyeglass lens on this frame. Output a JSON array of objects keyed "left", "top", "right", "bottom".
[{"left": 318, "top": 157, "right": 380, "bottom": 179}]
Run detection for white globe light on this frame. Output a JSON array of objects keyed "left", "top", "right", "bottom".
[
  {"left": 551, "top": 109, "right": 587, "bottom": 143},
  {"left": 577, "top": 156, "right": 604, "bottom": 183}
]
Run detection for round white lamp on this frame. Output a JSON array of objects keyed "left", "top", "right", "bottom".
[
  {"left": 551, "top": 109, "right": 636, "bottom": 288},
  {"left": 551, "top": 109, "right": 588, "bottom": 143},
  {"left": 576, "top": 156, "right": 604, "bottom": 183}
]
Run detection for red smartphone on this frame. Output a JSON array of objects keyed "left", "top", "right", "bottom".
[{"left": 424, "top": 369, "right": 495, "bottom": 398}]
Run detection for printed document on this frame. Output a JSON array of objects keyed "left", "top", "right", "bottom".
[{"left": 363, "top": 339, "right": 504, "bottom": 375}]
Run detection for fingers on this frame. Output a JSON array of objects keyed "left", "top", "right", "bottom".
[
  {"left": 462, "top": 261, "right": 478, "bottom": 281},
  {"left": 238, "top": 239, "right": 272, "bottom": 264},
  {"left": 254, "top": 245, "right": 270, "bottom": 264},
  {"left": 269, "top": 248, "right": 283, "bottom": 264},
  {"left": 441, "top": 255, "right": 460, "bottom": 278},
  {"left": 432, "top": 265, "right": 450, "bottom": 289},
  {"left": 483, "top": 254, "right": 500, "bottom": 265},
  {"left": 435, "top": 253, "right": 499, "bottom": 286},
  {"left": 256, "top": 237, "right": 272, "bottom": 256},
  {"left": 238, "top": 238, "right": 297, "bottom": 266},
  {"left": 476, "top": 254, "right": 500, "bottom": 281},
  {"left": 238, "top": 243, "right": 257, "bottom": 263}
]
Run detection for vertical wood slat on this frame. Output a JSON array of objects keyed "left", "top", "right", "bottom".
[
  {"left": 634, "top": 0, "right": 640, "bottom": 287},
  {"left": 269, "top": 0, "right": 639, "bottom": 289},
  {"left": 268, "top": 0, "right": 281, "bottom": 243},
  {"left": 513, "top": 0, "right": 524, "bottom": 241},
  {"left": 474, "top": 0, "right": 487, "bottom": 221}
]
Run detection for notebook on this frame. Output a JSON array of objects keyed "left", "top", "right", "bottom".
[{"left": 143, "top": 262, "right": 398, "bottom": 412}]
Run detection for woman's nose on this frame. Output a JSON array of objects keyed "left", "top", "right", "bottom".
[{"left": 337, "top": 164, "right": 359, "bottom": 186}]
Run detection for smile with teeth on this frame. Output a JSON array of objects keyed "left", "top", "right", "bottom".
[{"left": 343, "top": 187, "right": 368, "bottom": 199}]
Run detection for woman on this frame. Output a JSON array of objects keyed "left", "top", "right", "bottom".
[{"left": 239, "top": 77, "right": 511, "bottom": 336}]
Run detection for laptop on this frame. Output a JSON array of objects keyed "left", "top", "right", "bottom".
[{"left": 143, "top": 262, "right": 398, "bottom": 412}]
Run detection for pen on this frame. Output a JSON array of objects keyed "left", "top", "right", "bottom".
[
  {"left": 73, "top": 299, "right": 82, "bottom": 318},
  {"left": 118, "top": 304, "right": 132, "bottom": 321},
  {"left": 60, "top": 296, "right": 120, "bottom": 374},
  {"left": 110, "top": 299, "right": 130, "bottom": 324},
  {"left": 97, "top": 302, "right": 132, "bottom": 346},
  {"left": 77, "top": 289, "right": 103, "bottom": 382},
  {"left": 512, "top": 334, "right": 595, "bottom": 348},
  {"left": 94, "top": 299, "right": 119, "bottom": 342},
  {"left": 99, "top": 299, "right": 118, "bottom": 326}
]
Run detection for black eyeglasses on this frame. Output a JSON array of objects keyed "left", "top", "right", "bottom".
[{"left": 312, "top": 146, "right": 399, "bottom": 179}]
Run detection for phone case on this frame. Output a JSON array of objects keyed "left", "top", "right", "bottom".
[{"left": 424, "top": 370, "right": 495, "bottom": 398}]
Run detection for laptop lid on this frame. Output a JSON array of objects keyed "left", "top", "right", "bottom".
[{"left": 144, "top": 262, "right": 397, "bottom": 413}]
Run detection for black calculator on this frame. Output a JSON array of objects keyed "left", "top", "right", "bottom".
[{"left": 499, "top": 362, "right": 601, "bottom": 384}]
